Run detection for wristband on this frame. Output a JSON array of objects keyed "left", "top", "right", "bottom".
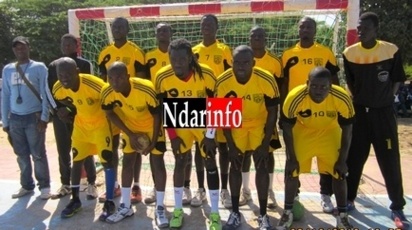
[
  {"left": 205, "top": 128, "right": 216, "bottom": 139},
  {"left": 166, "top": 128, "right": 177, "bottom": 140}
]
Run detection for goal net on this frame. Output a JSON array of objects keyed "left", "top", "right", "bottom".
[{"left": 68, "top": 0, "right": 359, "bottom": 75}]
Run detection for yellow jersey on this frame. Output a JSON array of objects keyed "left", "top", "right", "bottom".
[
  {"left": 254, "top": 49, "right": 283, "bottom": 79},
  {"left": 192, "top": 40, "right": 232, "bottom": 77},
  {"left": 145, "top": 48, "right": 169, "bottom": 81}
]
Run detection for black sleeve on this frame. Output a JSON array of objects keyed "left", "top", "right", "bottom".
[
  {"left": 281, "top": 116, "right": 297, "bottom": 125},
  {"left": 264, "top": 95, "right": 279, "bottom": 107},
  {"left": 148, "top": 104, "right": 161, "bottom": 115},
  {"left": 391, "top": 49, "right": 407, "bottom": 82},
  {"left": 338, "top": 113, "right": 355, "bottom": 126},
  {"left": 325, "top": 61, "right": 340, "bottom": 76},
  {"left": 223, "top": 59, "right": 231, "bottom": 71}
]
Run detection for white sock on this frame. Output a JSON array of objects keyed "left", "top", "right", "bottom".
[
  {"left": 121, "top": 187, "right": 131, "bottom": 207},
  {"left": 114, "top": 181, "right": 119, "bottom": 188},
  {"left": 269, "top": 173, "right": 274, "bottom": 190},
  {"left": 174, "top": 187, "right": 184, "bottom": 209},
  {"left": 242, "top": 172, "right": 250, "bottom": 191},
  {"left": 134, "top": 182, "right": 140, "bottom": 187},
  {"left": 156, "top": 191, "right": 165, "bottom": 208},
  {"left": 209, "top": 189, "right": 219, "bottom": 213}
]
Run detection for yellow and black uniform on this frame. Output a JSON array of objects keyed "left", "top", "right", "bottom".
[
  {"left": 145, "top": 48, "right": 169, "bottom": 81},
  {"left": 101, "top": 78, "right": 165, "bottom": 154},
  {"left": 154, "top": 64, "right": 216, "bottom": 156},
  {"left": 215, "top": 67, "right": 280, "bottom": 152},
  {"left": 193, "top": 41, "right": 232, "bottom": 143},
  {"left": 254, "top": 50, "right": 283, "bottom": 151},
  {"left": 98, "top": 41, "right": 145, "bottom": 78},
  {"left": 282, "top": 42, "right": 339, "bottom": 92},
  {"left": 343, "top": 40, "right": 407, "bottom": 209},
  {"left": 282, "top": 84, "right": 355, "bottom": 178},
  {"left": 52, "top": 74, "right": 113, "bottom": 162}
]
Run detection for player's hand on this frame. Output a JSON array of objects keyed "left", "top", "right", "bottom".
[
  {"left": 128, "top": 133, "right": 142, "bottom": 151},
  {"left": 37, "top": 120, "right": 48, "bottom": 132},
  {"left": 200, "top": 137, "right": 217, "bottom": 158},
  {"left": 228, "top": 143, "right": 242, "bottom": 170},
  {"left": 254, "top": 144, "right": 269, "bottom": 169},
  {"left": 171, "top": 137, "right": 186, "bottom": 157},
  {"left": 56, "top": 107, "right": 73, "bottom": 123},
  {"left": 141, "top": 143, "right": 155, "bottom": 156},
  {"left": 334, "top": 160, "right": 348, "bottom": 180},
  {"left": 285, "top": 158, "right": 299, "bottom": 178}
]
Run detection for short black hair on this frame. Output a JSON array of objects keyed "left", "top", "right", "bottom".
[
  {"left": 113, "top": 17, "right": 129, "bottom": 27},
  {"left": 201, "top": 14, "right": 219, "bottom": 28},
  {"left": 359, "top": 12, "right": 379, "bottom": 28},
  {"left": 108, "top": 61, "right": 127, "bottom": 74},
  {"left": 300, "top": 16, "right": 317, "bottom": 28},
  {"left": 308, "top": 67, "right": 331, "bottom": 81},
  {"left": 233, "top": 45, "right": 254, "bottom": 57},
  {"left": 61, "top": 33, "right": 77, "bottom": 44}
]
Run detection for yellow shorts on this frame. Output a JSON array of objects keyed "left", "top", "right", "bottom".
[
  {"left": 122, "top": 128, "right": 166, "bottom": 155},
  {"left": 292, "top": 125, "right": 341, "bottom": 179},
  {"left": 72, "top": 122, "right": 113, "bottom": 163},
  {"left": 231, "top": 125, "right": 265, "bottom": 153},
  {"left": 175, "top": 128, "right": 207, "bottom": 157}
]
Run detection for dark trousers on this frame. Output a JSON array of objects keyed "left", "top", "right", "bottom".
[
  {"left": 346, "top": 105, "right": 405, "bottom": 210},
  {"left": 53, "top": 115, "right": 96, "bottom": 185}
]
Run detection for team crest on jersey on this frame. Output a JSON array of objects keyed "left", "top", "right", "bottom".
[
  {"left": 122, "top": 57, "right": 131, "bottom": 65},
  {"left": 86, "top": 97, "right": 95, "bottom": 105},
  {"left": 314, "top": 58, "right": 323, "bottom": 66},
  {"left": 377, "top": 71, "right": 389, "bottom": 82},
  {"left": 326, "top": 111, "right": 336, "bottom": 118},
  {"left": 253, "top": 94, "right": 264, "bottom": 103},
  {"left": 197, "top": 90, "right": 206, "bottom": 98},
  {"left": 214, "top": 55, "right": 222, "bottom": 65}
]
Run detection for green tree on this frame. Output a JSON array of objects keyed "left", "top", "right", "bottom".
[{"left": 361, "top": 0, "right": 412, "bottom": 64}]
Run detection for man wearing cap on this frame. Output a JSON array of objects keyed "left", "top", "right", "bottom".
[{"left": 1, "top": 36, "right": 54, "bottom": 199}]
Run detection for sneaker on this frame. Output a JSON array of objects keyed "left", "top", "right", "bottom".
[
  {"left": 99, "top": 200, "right": 116, "bottom": 221},
  {"left": 191, "top": 188, "right": 206, "bottom": 207},
  {"left": 276, "top": 210, "right": 293, "bottom": 230},
  {"left": 209, "top": 212, "right": 222, "bottom": 230},
  {"left": 61, "top": 199, "right": 82, "bottom": 218},
  {"left": 169, "top": 208, "right": 184, "bottom": 229},
  {"left": 106, "top": 203, "right": 134, "bottom": 223},
  {"left": 238, "top": 188, "right": 251, "bottom": 206},
  {"left": 144, "top": 187, "right": 156, "bottom": 204},
  {"left": 182, "top": 187, "right": 192, "bottom": 205},
  {"left": 257, "top": 214, "right": 272, "bottom": 230},
  {"left": 98, "top": 185, "right": 121, "bottom": 203},
  {"left": 220, "top": 189, "right": 232, "bottom": 209},
  {"left": 86, "top": 184, "right": 98, "bottom": 200},
  {"left": 347, "top": 200, "right": 356, "bottom": 212},
  {"left": 51, "top": 185, "right": 71, "bottom": 199},
  {"left": 131, "top": 185, "right": 142, "bottom": 203},
  {"left": 392, "top": 210, "right": 411, "bottom": 230},
  {"left": 336, "top": 212, "right": 353, "bottom": 229},
  {"left": 321, "top": 194, "right": 334, "bottom": 213},
  {"left": 11, "top": 187, "right": 34, "bottom": 199},
  {"left": 39, "top": 188, "right": 51, "bottom": 200},
  {"left": 155, "top": 205, "right": 169, "bottom": 228},
  {"left": 267, "top": 189, "right": 278, "bottom": 209},
  {"left": 225, "top": 212, "right": 241, "bottom": 230}
]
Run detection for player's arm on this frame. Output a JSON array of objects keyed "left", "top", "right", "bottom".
[
  {"left": 146, "top": 104, "right": 161, "bottom": 152},
  {"left": 135, "top": 60, "right": 147, "bottom": 79},
  {"left": 335, "top": 120, "right": 353, "bottom": 179},
  {"left": 281, "top": 92, "right": 299, "bottom": 176}
]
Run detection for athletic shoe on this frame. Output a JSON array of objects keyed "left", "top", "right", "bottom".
[
  {"left": 86, "top": 184, "right": 98, "bottom": 200},
  {"left": 224, "top": 212, "right": 241, "bottom": 230},
  {"left": 11, "top": 187, "right": 34, "bottom": 199},
  {"left": 267, "top": 189, "right": 278, "bottom": 209},
  {"left": 155, "top": 205, "right": 169, "bottom": 228},
  {"left": 257, "top": 214, "right": 272, "bottom": 230},
  {"left": 347, "top": 200, "right": 356, "bottom": 212},
  {"left": 106, "top": 203, "right": 134, "bottom": 223},
  {"left": 209, "top": 212, "right": 222, "bottom": 230},
  {"left": 61, "top": 199, "right": 82, "bottom": 218},
  {"left": 169, "top": 208, "right": 184, "bottom": 229},
  {"left": 392, "top": 210, "right": 411, "bottom": 230},
  {"left": 51, "top": 185, "right": 71, "bottom": 199},
  {"left": 321, "top": 194, "right": 334, "bottom": 213},
  {"left": 220, "top": 189, "right": 232, "bottom": 209},
  {"left": 182, "top": 187, "right": 192, "bottom": 205},
  {"left": 238, "top": 188, "right": 251, "bottom": 206},
  {"left": 336, "top": 212, "right": 353, "bottom": 229},
  {"left": 191, "top": 188, "right": 206, "bottom": 207},
  {"left": 131, "top": 185, "right": 142, "bottom": 203},
  {"left": 98, "top": 185, "right": 121, "bottom": 203},
  {"left": 99, "top": 200, "right": 116, "bottom": 221},
  {"left": 276, "top": 210, "right": 293, "bottom": 230},
  {"left": 144, "top": 187, "right": 156, "bottom": 204},
  {"left": 39, "top": 188, "right": 51, "bottom": 200}
]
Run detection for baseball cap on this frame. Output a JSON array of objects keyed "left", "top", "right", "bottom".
[{"left": 12, "top": 36, "right": 30, "bottom": 47}]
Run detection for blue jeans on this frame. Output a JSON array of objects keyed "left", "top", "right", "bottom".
[{"left": 9, "top": 112, "right": 50, "bottom": 190}]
